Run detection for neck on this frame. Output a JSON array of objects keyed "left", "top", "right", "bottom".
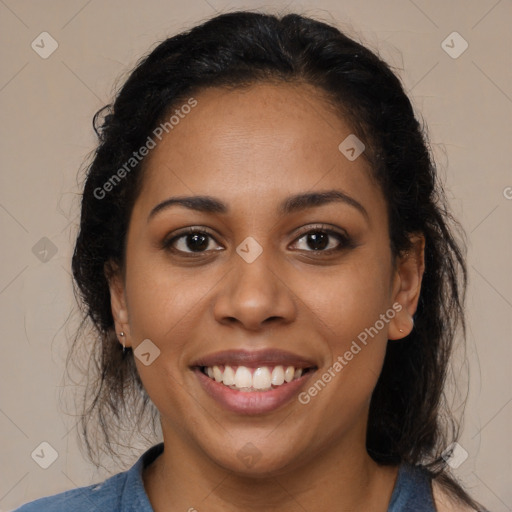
[{"left": 143, "top": 419, "right": 399, "bottom": 512}]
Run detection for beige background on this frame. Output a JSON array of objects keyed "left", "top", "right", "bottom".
[{"left": 1, "top": 0, "right": 511, "bottom": 510}]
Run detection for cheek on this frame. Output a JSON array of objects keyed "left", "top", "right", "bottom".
[
  {"left": 294, "top": 254, "right": 393, "bottom": 414},
  {"left": 124, "top": 257, "right": 211, "bottom": 348},
  {"left": 296, "top": 253, "right": 393, "bottom": 345},
  {"left": 295, "top": 263, "right": 393, "bottom": 420},
  {"left": 123, "top": 260, "right": 215, "bottom": 412}
]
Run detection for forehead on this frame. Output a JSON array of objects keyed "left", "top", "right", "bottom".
[{"left": 135, "top": 82, "right": 382, "bottom": 217}]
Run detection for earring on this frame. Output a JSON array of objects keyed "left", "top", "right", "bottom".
[
  {"left": 398, "top": 316, "right": 414, "bottom": 335},
  {"left": 119, "top": 332, "right": 125, "bottom": 352}
]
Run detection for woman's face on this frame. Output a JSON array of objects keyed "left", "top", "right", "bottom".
[{"left": 109, "top": 82, "right": 422, "bottom": 475}]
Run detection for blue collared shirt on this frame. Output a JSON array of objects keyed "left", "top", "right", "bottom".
[{"left": 14, "top": 442, "right": 439, "bottom": 511}]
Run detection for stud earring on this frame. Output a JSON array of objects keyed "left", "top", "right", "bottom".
[
  {"left": 398, "top": 316, "right": 414, "bottom": 335},
  {"left": 119, "top": 332, "right": 125, "bottom": 352}
]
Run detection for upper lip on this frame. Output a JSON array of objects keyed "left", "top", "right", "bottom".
[{"left": 190, "top": 349, "right": 318, "bottom": 369}]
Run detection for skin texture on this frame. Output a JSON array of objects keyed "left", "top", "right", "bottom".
[{"left": 108, "top": 82, "right": 425, "bottom": 511}]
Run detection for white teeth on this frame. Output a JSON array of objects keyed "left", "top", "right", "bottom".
[
  {"left": 252, "top": 367, "right": 272, "bottom": 390},
  {"left": 213, "top": 365, "right": 223, "bottom": 382},
  {"left": 271, "top": 365, "right": 285, "bottom": 385},
  {"left": 203, "top": 364, "right": 309, "bottom": 391},
  {"left": 234, "top": 366, "right": 253, "bottom": 388},
  {"left": 223, "top": 365, "right": 235, "bottom": 386},
  {"left": 284, "top": 366, "right": 295, "bottom": 383}
]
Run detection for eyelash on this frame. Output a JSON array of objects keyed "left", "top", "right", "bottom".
[{"left": 161, "top": 224, "right": 353, "bottom": 257}]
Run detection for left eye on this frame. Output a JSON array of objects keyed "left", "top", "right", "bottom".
[{"left": 291, "top": 229, "right": 348, "bottom": 252}]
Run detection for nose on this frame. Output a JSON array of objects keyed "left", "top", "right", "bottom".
[{"left": 213, "top": 249, "right": 297, "bottom": 331}]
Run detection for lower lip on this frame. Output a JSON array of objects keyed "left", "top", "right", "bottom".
[{"left": 193, "top": 368, "right": 315, "bottom": 415}]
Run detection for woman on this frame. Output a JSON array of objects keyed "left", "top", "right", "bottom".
[{"left": 15, "top": 10, "right": 490, "bottom": 512}]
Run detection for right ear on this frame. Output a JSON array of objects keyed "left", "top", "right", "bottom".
[{"left": 104, "top": 261, "right": 132, "bottom": 348}]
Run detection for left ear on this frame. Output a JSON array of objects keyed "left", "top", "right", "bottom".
[{"left": 388, "top": 233, "right": 425, "bottom": 340}]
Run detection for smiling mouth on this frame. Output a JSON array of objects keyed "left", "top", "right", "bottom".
[{"left": 197, "top": 364, "right": 317, "bottom": 392}]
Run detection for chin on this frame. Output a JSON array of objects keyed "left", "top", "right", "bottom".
[{"left": 203, "top": 441, "right": 306, "bottom": 478}]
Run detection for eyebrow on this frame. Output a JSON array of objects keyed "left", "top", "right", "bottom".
[{"left": 147, "top": 189, "right": 369, "bottom": 222}]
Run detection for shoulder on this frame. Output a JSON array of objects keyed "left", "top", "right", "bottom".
[
  {"left": 388, "top": 462, "right": 486, "bottom": 512},
  {"left": 12, "top": 443, "right": 164, "bottom": 512},
  {"left": 432, "top": 479, "right": 479, "bottom": 512},
  {"left": 12, "top": 472, "right": 127, "bottom": 512}
]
